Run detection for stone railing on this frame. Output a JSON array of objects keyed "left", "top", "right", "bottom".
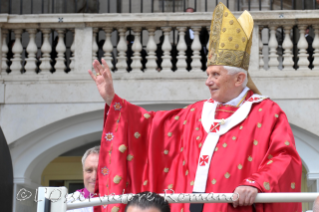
[{"left": 0, "top": 10, "right": 319, "bottom": 80}]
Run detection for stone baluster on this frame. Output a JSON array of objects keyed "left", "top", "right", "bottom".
[
  {"left": 297, "top": 25, "right": 310, "bottom": 71},
  {"left": 131, "top": 27, "right": 142, "bottom": 72},
  {"left": 313, "top": 25, "right": 319, "bottom": 71},
  {"left": 103, "top": 27, "right": 113, "bottom": 70},
  {"left": 282, "top": 26, "right": 294, "bottom": 71},
  {"left": 40, "top": 29, "right": 52, "bottom": 73},
  {"left": 161, "top": 27, "right": 172, "bottom": 72},
  {"left": 259, "top": 27, "right": 264, "bottom": 70},
  {"left": 191, "top": 26, "right": 202, "bottom": 72},
  {"left": 145, "top": 28, "right": 157, "bottom": 72},
  {"left": 92, "top": 28, "right": 98, "bottom": 63},
  {"left": 116, "top": 28, "right": 127, "bottom": 72},
  {"left": 10, "top": 29, "right": 23, "bottom": 74},
  {"left": 1, "top": 29, "right": 8, "bottom": 74},
  {"left": 25, "top": 29, "right": 38, "bottom": 74},
  {"left": 69, "top": 30, "right": 75, "bottom": 72},
  {"left": 176, "top": 27, "right": 187, "bottom": 71},
  {"left": 268, "top": 26, "right": 279, "bottom": 71},
  {"left": 54, "top": 29, "right": 66, "bottom": 73}
]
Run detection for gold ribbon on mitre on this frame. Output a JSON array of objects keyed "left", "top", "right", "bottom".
[{"left": 207, "top": 2, "right": 260, "bottom": 94}]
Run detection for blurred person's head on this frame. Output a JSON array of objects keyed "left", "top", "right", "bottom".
[
  {"left": 306, "top": 27, "right": 310, "bottom": 35},
  {"left": 125, "top": 192, "right": 170, "bottom": 212},
  {"left": 313, "top": 196, "right": 319, "bottom": 212},
  {"left": 185, "top": 7, "right": 195, "bottom": 13},
  {"left": 82, "top": 146, "right": 100, "bottom": 193}
]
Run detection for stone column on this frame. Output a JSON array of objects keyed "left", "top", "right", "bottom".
[
  {"left": 131, "top": 27, "right": 142, "bottom": 72},
  {"left": 282, "top": 25, "right": 294, "bottom": 71},
  {"left": 39, "top": 29, "right": 52, "bottom": 73},
  {"left": 161, "top": 27, "right": 172, "bottom": 73},
  {"left": 191, "top": 26, "right": 202, "bottom": 72},
  {"left": 10, "top": 29, "right": 23, "bottom": 74},
  {"left": 69, "top": 29, "right": 75, "bottom": 72},
  {"left": 259, "top": 27, "right": 264, "bottom": 70},
  {"left": 25, "top": 29, "right": 38, "bottom": 74},
  {"left": 103, "top": 27, "right": 114, "bottom": 70},
  {"left": 313, "top": 25, "right": 319, "bottom": 71},
  {"left": 176, "top": 27, "right": 187, "bottom": 71},
  {"left": 145, "top": 27, "right": 157, "bottom": 72},
  {"left": 297, "top": 25, "right": 310, "bottom": 71},
  {"left": 116, "top": 28, "right": 127, "bottom": 73},
  {"left": 268, "top": 25, "right": 279, "bottom": 71},
  {"left": 92, "top": 28, "right": 98, "bottom": 64},
  {"left": 1, "top": 29, "right": 8, "bottom": 74}
]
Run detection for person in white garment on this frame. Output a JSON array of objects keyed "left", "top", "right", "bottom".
[{"left": 67, "top": 146, "right": 100, "bottom": 212}]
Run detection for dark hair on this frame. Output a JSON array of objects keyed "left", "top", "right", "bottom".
[{"left": 125, "top": 192, "right": 170, "bottom": 212}]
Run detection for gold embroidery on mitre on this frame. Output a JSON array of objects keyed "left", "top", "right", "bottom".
[
  {"left": 134, "top": 132, "right": 141, "bottom": 139},
  {"left": 111, "top": 206, "right": 120, "bottom": 212},
  {"left": 228, "top": 37, "right": 233, "bottom": 41},
  {"left": 113, "top": 175, "right": 122, "bottom": 184},
  {"left": 207, "top": 3, "right": 254, "bottom": 72},
  {"left": 238, "top": 164, "right": 243, "bottom": 169},
  {"left": 225, "top": 172, "right": 230, "bottom": 179},
  {"left": 212, "top": 179, "right": 217, "bottom": 184},
  {"left": 118, "top": 144, "right": 127, "bottom": 153},
  {"left": 144, "top": 113, "right": 151, "bottom": 119},
  {"left": 263, "top": 182, "right": 270, "bottom": 190},
  {"left": 221, "top": 43, "right": 225, "bottom": 48},
  {"left": 291, "top": 182, "right": 295, "bottom": 189}
]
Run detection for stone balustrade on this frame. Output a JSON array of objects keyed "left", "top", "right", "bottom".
[{"left": 1, "top": 10, "right": 319, "bottom": 79}]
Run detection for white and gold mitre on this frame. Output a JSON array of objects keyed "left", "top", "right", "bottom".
[{"left": 207, "top": 2, "right": 260, "bottom": 94}]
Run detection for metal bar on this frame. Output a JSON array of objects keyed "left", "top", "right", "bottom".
[
  {"left": 141, "top": 0, "right": 143, "bottom": 13},
  {"left": 216, "top": 0, "right": 218, "bottom": 7},
  {"left": 20, "top": 0, "right": 22, "bottom": 14},
  {"left": 107, "top": 0, "right": 110, "bottom": 13},
  {"left": 42, "top": 0, "right": 44, "bottom": 13},
  {"left": 67, "top": 193, "right": 319, "bottom": 210},
  {"left": 270, "top": 0, "right": 272, "bottom": 10},
  {"left": 183, "top": 0, "right": 185, "bottom": 11},
  {"left": 75, "top": 0, "right": 78, "bottom": 13},
  {"left": 302, "top": 0, "right": 305, "bottom": 10},
  {"left": 205, "top": 0, "right": 207, "bottom": 12},
  {"left": 162, "top": 0, "right": 164, "bottom": 12},
  {"left": 151, "top": 0, "right": 154, "bottom": 13},
  {"left": 237, "top": 0, "right": 240, "bottom": 11},
  {"left": 52, "top": 0, "right": 54, "bottom": 13},
  {"left": 9, "top": 0, "right": 11, "bottom": 14},
  {"left": 31, "top": 0, "right": 33, "bottom": 14},
  {"left": 0, "top": 0, "right": 1, "bottom": 13},
  {"left": 292, "top": 0, "right": 294, "bottom": 9},
  {"left": 281, "top": 0, "right": 283, "bottom": 10},
  {"left": 226, "top": 0, "right": 229, "bottom": 8},
  {"left": 64, "top": 0, "right": 66, "bottom": 13},
  {"left": 86, "top": 0, "right": 88, "bottom": 13},
  {"left": 248, "top": 0, "right": 251, "bottom": 10},
  {"left": 173, "top": 0, "right": 175, "bottom": 12},
  {"left": 259, "top": 0, "right": 261, "bottom": 10},
  {"left": 194, "top": 0, "right": 197, "bottom": 12},
  {"left": 129, "top": 0, "right": 131, "bottom": 13},
  {"left": 314, "top": 0, "right": 316, "bottom": 9}
]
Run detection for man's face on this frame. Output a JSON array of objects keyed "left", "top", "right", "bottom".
[
  {"left": 205, "top": 66, "right": 241, "bottom": 103},
  {"left": 83, "top": 153, "right": 99, "bottom": 194},
  {"left": 127, "top": 206, "right": 161, "bottom": 212}
]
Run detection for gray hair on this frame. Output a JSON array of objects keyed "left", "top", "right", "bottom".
[
  {"left": 82, "top": 146, "right": 100, "bottom": 168},
  {"left": 223, "top": 66, "right": 248, "bottom": 88}
]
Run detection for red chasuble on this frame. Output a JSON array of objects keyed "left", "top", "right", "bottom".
[{"left": 95, "top": 91, "right": 302, "bottom": 212}]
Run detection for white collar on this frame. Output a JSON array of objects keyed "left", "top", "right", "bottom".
[
  {"left": 305, "top": 34, "right": 309, "bottom": 37},
  {"left": 215, "top": 87, "right": 250, "bottom": 107}
]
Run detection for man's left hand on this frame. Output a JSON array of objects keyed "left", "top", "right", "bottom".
[{"left": 232, "top": 186, "right": 258, "bottom": 208}]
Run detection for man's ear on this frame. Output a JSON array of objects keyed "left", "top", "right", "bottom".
[{"left": 235, "top": 72, "right": 246, "bottom": 87}]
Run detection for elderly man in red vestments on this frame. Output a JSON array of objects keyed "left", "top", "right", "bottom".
[{"left": 88, "top": 3, "right": 302, "bottom": 212}]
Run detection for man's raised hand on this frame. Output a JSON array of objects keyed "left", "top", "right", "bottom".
[{"left": 88, "top": 59, "right": 115, "bottom": 106}]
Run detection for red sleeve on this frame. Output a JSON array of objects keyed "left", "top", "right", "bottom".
[{"left": 240, "top": 104, "right": 302, "bottom": 194}]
